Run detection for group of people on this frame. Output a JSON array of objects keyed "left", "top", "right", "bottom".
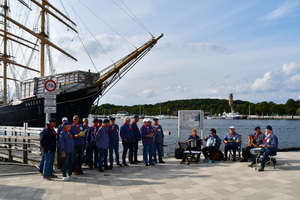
[
  {"left": 186, "top": 125, "right": 278, "bottom": 171},
  {"left": 39, "top": 115, "right": 165, "bottom": 181}
]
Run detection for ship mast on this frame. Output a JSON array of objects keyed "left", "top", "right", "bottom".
[
  {"left": 40, "top": 0, "right": 46, "bottom": 77},
  {"left": 2, "top": 0, "right": 8, "bottom": 103}
]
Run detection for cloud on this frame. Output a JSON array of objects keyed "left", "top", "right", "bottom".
[
  {"left": 159, "top": 42, "right": 228, "bottom": 54},
  {"left": 138, "top": 86, "right": 190, "bottom": 100},
  {"left": 251, "top": 63, "right": 300, "bottom": 92},
  {"left": 262, "top": 1, "right": 300, "bottom": 20}
]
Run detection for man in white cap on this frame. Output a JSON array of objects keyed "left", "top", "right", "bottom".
[{"left": 223, "top": 126, "right": 240, "bottom": 161}]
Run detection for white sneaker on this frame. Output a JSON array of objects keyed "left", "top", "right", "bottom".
[
  {"left": 68, "top": 175, "right": 78, "bottom": 179},
  {"left": 62, "top": 176, "right": 69, "bottom": 181}
]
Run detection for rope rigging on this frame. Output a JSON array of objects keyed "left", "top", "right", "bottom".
[{"left": 112, "top": 0, "right": 153, "bottom": 37}]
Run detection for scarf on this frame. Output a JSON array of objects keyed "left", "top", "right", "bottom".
[
  {"left": 124, "top": 122, "right": 132, "bottom": 131},
  {"left": 144, "top": 124, "right": 150, "bottom": 134},
  {"left": 133, "top": 121, "right": 139, "bottom": 131},
  {"left": 64, "top": 128, "right": 72, "bottom": 139},
  {"left": 50, "top": 126, "right": 57, "bottom": 136},
  {"left": 73, "top": 123, "right": 80, "bottom": 132},
  {"left": 110, "top": 123, "right": 115, "bottom": 131},
  {"left": 263, "top": 133, "right": 272, "bottom": 143},
  {"left": 254, "top": 132, "right": 260, "bottom": 140},
  {"left": 93, "top": 125, "right": 99, "bottom": 135},
  {"left": 102, "top": 125, "right": 108, "bottom": 134},
  {"left": 154, "top": 125, "right": 159, "bottom": 132}
]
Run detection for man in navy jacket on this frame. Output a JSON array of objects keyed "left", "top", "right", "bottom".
[
  {"left": 40, "top": 118, "right": 57, "bottom": 180},
  {"left": 120, "top": 117, "right": 135, "bottom": 166},
  {"left": 152, "top": 118, "right": 165, "bottom": 163},
  {"left": 131, "top": 115, "right": 141, "bottom": 162}
]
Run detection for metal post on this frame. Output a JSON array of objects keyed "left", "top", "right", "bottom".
[
  {"left": 4, "top": 129, "right": 7, "bottom": 143},
  {"left": 178, "top": 111, "right": 181, "bottom": 142},
  {"left": 45, "top": 113, "right": 51, "bottom": 125},
  {"left": 8, "top": 138, "right": 12, "bottom": 161},
  {"left": 24, "top": 123, "right": 31, "bottom": 152},
  {"left": 23, "top": 139, "right": 28, "bottom": 164},
  {"left": 14, "top": 129, "right": 17, "bottom": 146}
]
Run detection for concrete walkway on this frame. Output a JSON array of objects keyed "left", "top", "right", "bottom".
[{"left": 0, "top": 152, "right": 299, "bottom": 200}]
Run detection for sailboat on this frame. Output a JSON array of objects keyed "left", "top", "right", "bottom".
[{"left": 0, "top": 0, "right": 163, "bottom": 127}]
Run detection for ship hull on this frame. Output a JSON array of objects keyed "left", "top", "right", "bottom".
[{"left": 0, "top": 85, "right": 102, "bottom": 127}]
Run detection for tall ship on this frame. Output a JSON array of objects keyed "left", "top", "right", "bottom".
[{"left": 0, "top": 0, "right": 163, "bottom": 127}]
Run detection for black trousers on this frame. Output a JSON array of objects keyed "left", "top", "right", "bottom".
[
  {"left": 87, "top": 146, "right": 98, "bottom": 168},
  {"left": 122, "top": 142, "right": 133, "bottom": 164},
  {"left": 133, "top": 141, "right": 139, "bottom": 161},
  {"left": 202, "top": 146, "right": 218, "bottom": 160}
]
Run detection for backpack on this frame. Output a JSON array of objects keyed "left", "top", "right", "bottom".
[{"left": 211, "top": 150, "right": 224, "bottom": 161}]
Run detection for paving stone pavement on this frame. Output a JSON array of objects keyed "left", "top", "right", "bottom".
[{"left": 0, "top": 151, "right": 299, "bottom": 200}]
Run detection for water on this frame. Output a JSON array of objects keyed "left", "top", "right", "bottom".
[{"left": 113, "top": 118, "right": 300, "bottom": 157}]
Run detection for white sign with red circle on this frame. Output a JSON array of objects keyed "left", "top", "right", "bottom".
[{"left": 44, "top": 80, "right": 57, "bottom": 92}]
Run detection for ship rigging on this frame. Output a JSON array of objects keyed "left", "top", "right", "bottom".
[{"left": 0, "top": 0, "right": 163, "bottom": 126}]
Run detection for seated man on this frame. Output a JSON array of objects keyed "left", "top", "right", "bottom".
[
  {"left": 249, "top": 125, "right": 278, "bottom": 171},
  {"left": 186, "top": 128, "right": 201, "bottom": 150},
  {"left": 202, "top": 128, "right": 221, "bottom": 163},
  {"left": 223, "top": 126, "right": 240, "bottom": 161},
  {"left": 240, "top": 126, "right": 265, "bottom": 162}
]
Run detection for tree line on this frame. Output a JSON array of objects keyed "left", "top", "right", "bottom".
[{"left": 90, "top": 98, "right": 300, "bottom": 116}]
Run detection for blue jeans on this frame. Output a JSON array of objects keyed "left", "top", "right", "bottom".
[
  {"left": 39, "top": 152, "right": 44, "bottom": 173},
  {"left": 109, "top": 143, "right": 120, "bottom": 166},
  {"left": 143, "top": 144, "right": 154, "bottom": 164},
  {"left": 153, "top": 143, "right": 163, "bottom": 162},
  {"left": 252, "top": 149, "right": 277, "bottom": 168},
  {"left": 62, "top": 153, "right": 73, "bottom": 177},
  {"left": 43, "top": 151, "right": 55, "bottom": 177},
  {"left": 98, "top": 148, "right": 108, "bottom": 169},
  {"left": 73, "top": 145, "right": 84, "bottom": 172}
]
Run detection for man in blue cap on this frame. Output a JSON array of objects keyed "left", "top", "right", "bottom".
[
  {"left": 96, "top": 119, "right": 111, "bottom": 172},
  {"left": 152, "top": 118, "right": 165, "bottom": 163},
  {"left": 120, "top": 117, "right": 135, "bottom": 166},
  {"left": 249, "top": 125, "right": 278, "bottom": 171},
  {"left": 59, "top": 121, "right": 75, "bottom": 181},
  {"left": 131, "top": 115, "right": 141, "bottom": 163},
  {"left": 40, "top": 118, "right": 57, "bottom": 180},
  {"left": 108, "top": 117, "right": 122, "bottom": 168},
  {"left": 240, "top": 126, "right": 265, "bottom": 162},
  {"left": 86, "top": 118, "right": 100, "bottom": 169}
]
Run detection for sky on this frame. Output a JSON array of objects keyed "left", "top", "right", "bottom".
[{"left": 9, "top": 0, "right": 300, "bottom": 105}]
